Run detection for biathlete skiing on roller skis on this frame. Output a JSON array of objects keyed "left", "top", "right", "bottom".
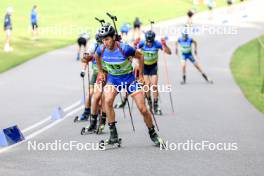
[
  {"left": 175, "top": 31, "right": 213, "bottom": 85},
  {"left": 94, "top": 19, "right": 165, "bottom": 148}
]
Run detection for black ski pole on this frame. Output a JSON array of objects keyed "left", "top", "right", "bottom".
[
  {"left": 87, "top": 62, "right": 92, "bottom": 122},
  {"left": 126, "top": 93, "right": 135, "bottom": 132},
  {"left": 97, "top": 81, "right": 104, "bottom": 134},
  {"left": 106, "top": 12, "right": 121, "bottom": 41},
  {"left": 82, "top": 77, "right": 86, "bottom": 106},
  {"left": 119, "top": 92, "right": 126, "bottom": 119}
]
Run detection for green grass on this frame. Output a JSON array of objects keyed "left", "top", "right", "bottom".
[
  {"left": 231, "top": 35, "right": 264, "bottom": 113},
  {"left": 0, "top": 0, "right": 230, "bottom": 73}
]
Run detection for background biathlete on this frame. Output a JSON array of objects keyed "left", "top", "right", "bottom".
[
  {"left": 79, "top": 33, "right": 108, "bottom": 134},
  {"left": 137, "top": 30, "right": 172, "bottom": 115},
  {"left": 175, "top": 31, "right": 213, "bottom": 84}
]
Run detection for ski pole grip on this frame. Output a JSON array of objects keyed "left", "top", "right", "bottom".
[
  {"left": 106, "top": 12, "right": 113, "bottom": 18},
  {"left": 106, "top": 12, "right": 117, "bottom": 21},
  {"left": 149, "top": 20, "right": 155, "bottom": 24},
  {"left": 95, "top": 17, "right": 105, "bottom": 25}
]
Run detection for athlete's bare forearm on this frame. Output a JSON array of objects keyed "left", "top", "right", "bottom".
[
  {"left": 134, "top": 50, "right": 144, "bottom": 77},
  {"left": 94, "top": 53, "right": 103, "bottom": 73},
  {"left": 163, "top": 45, "right": 172, "bottom": 55}
]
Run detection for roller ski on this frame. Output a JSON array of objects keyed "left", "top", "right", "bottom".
[
  {"left": 202, "top": 73, "right": 214, "bottom": 84},
  {"left": 207, "top": 79, "right": 214, "bottom": 84},
  {"left": 180, "top": 80, "right": 186, "bottom": 85},
  {"left": 149, "top": 127, "right": 166, "bottom": 148},
  {"left": 180, "top": 75, "right": 186, "bottom": 85},
  {"left": 154, "top": 101, "right": 162, "bottom": 115},
  {"left": 80, "top": 114, "right": 97, "bottom": 135},
  {"left": 73, "top": 113, "right": 89, "bottom": 123},
  {"left": 99, "top": 122, "right": 122, "bottom": 150},
  {"left": 99, "top": 138, "right": 122, "bottom": 150}
]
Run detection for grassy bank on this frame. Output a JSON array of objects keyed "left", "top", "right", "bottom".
[{"left": 231, "top": 35, "right": 264, "bottom": 113}]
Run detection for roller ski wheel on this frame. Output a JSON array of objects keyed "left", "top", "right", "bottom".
[
  {"left": 80, "top": 127, "right": 86, "bottom": 135},
  {"left": 73, "top": 116, "right": 78, "bottom": 123},
  {"left": 96, "top": 124, "right": 105, "bottom": 134},
  {"left": 156, "top": 137, "right": 166, "bottom": 149},
  {"left": 151, "top": 135, "right": 166, "bottom": 148},
  {"left": 80, "top": 127, "right": 96, "bottom": 135},
  {"left": 99, "top": 138, "right": 122, "bottom": 150},
  {"left": 80, "top": 125, "right": 97, "bottom": 135}
]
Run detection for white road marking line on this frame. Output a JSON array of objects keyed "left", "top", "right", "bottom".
[
  {"left": 21, "top": 100, "right": 81, "bottom": 133},
  {"left": 22, "top": 116, "right": 51, "bottom": 133},
  {"left": 63, "top": 100, "right": 81, "bottom": 112}
]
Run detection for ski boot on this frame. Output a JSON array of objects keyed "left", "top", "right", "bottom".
[
  {"left": 154, "top": 100, "right": 162, "bottom": 115},
  {"left": 148, "top": 126, "right": 166, "bottom": 148},
  {"left": 99, "top": 122, "right": 122, "bottom": 150},
  {"left": 74, "top": 108, "right": 90, "bottom": 123},
  {"left": 180, "top": 75, "right": 186, "bottom": 85},
  {"left": 74, "top": 112, "right": 90, "bottom": 123},
  {"left": 80, "top": 114, "right": 97, "bottom": 135},
  {"left": 96, "top": 112, "right": 107, "bottom": 134}
]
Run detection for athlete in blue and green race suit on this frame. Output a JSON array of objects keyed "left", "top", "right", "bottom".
[
  {"left": 77, "top": 33, "right": 101, "bottom": 122},
  {"left": 94, "top": 23, "right": 164, "bottom": 146},
  {"left": 176, "top": 31, "right": 213, "bottom": 84},
  {"left": 137, "top": 30, "right": 171, "bottom": 115},
  {"left": 78, "top": 33, "right": 108, "bottom": 134}
]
